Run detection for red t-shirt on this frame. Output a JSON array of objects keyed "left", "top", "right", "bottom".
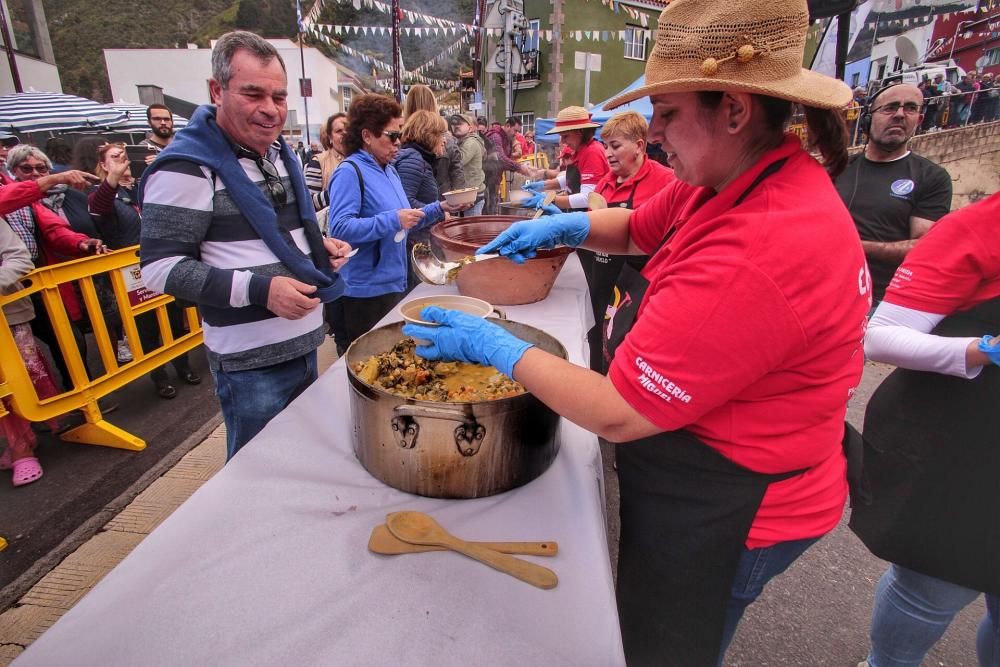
[
  {"left": 595, "top": 157, "right": 674, "bottom": 208},
  {"left": 572, "top": 139, "right": 610, "bottom": 189},
  {"left": 608, "top": 136, "right": 870, "bottom": 548},
  {"left": 885, "top": 192, "right": 1000, "bottom": 314}
]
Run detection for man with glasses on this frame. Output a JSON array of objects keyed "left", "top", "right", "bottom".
[
  {"left": 140, "top": 103, "right": 176, "bottom": 165},
  {"left": 835, "top": 83, "right": 952, "bottom": 304},
  {"left": 139, "top": 31, "right": 353, "bottom": 460}
]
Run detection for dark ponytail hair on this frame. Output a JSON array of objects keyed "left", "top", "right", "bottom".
[
  {"left": 696, "top": 91, "right": 848, "bottom": 179},
  {"left": 803, "top": 106, "right": 849, "bottom": 179}
]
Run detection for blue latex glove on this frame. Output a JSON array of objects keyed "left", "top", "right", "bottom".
[
  {"left": 977, "top": 335, "right": 1000, "bottom": 366},
  {"left": 523, "top": 180, "right": 546, "bottom": 192},
  {"left": 401, "top": 307, "right": 533, "bottom": 378},
  {"left": 519, "top": 191, "right": 547, "bottom": 209},
  {"left": 476, "top": 211, "right": 590, "bottom": 264}
]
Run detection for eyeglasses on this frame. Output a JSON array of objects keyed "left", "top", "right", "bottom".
[
  {"left": 16, "top": 163, "right": 50, "bottom": 174},
  {"left": 254, "top": 156, "right": 287, "bottom": 207},
  {"left": 380, "top": 130, "right": 402, "bottom": 143},
  {"left": 872, "top": 102, "right": 922, "bottom": 116}
]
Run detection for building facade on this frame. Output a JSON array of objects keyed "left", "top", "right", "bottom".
[
  {"left": 480, "top": 0, "right": 664, "bottom": 130},
  {"left": 103, "top": 39, "right": 364, "bottom": 141},
  {"left": 1, "top": 0, "right": 61, "bottom": 94}
]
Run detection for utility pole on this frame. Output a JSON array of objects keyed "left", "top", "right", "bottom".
[
  {"left": 392, "top": 0, "right": 402, "bottom": 101},
  {"left": 298, "top": 33, "right": 311, "bottom": 144},
  {"left": 0, "top": 0, "right": 22, "bottom": 93},
  {"left": 504, "top": 8, "right": 513, "bottom": 118}
]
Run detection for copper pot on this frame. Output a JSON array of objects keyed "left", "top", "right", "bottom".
[
  {"left": 496, "top": 203, "right": 534, "bottom": 218},
  {"left": 346, "top": 320, "right": 566, "bottom": 498},
  {"left": 430, "top": 215, "right": 573, "bottom": 305}
]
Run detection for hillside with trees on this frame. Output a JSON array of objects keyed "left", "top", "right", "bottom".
[{"left": 43, "top": 0, "right": 476, "bottom": 102}]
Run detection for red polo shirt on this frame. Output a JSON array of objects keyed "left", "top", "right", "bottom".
[
  {"left": 884, "top": 191, "right": 1000, "bottom": 314},
  {"left": 572, "top": 139, "right": 610, "bottom": 189},
  {"left": 609, "top": 135, "right": 870, "bottom": 548},
  {"left": 595, "top": 157, "right": 675, "bottom": 208}
]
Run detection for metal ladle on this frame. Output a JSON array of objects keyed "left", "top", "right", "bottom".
[{"left": 411, "top": 243, "right": 500, "bottom": 286}]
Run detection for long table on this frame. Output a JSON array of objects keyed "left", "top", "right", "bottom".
[{"left": 18, "top": 255, "right": 626, "bottom": 667}]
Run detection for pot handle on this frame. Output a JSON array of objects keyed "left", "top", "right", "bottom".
[
  {"left": 393, "top": 404, "right": 486, "bottom": 457},
  {"left": 488, "top": 307, "right": 507, "bottom": 320}
]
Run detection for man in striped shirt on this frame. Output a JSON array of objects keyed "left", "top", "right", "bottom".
[{"left": 139, "top": 32, "right": 352, "bottom": 459}]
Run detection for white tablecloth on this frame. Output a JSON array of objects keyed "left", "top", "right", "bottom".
[{"left": 18, "top": 255, "right": 625, "bottom": 667}]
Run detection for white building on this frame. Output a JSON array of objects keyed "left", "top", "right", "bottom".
[
  {"left": 1, "top": 0, "right": 61, "bottom": 94},
  {"left": 103, "top": 39, "right": 364, "bottom": 142},
  {"left": 868, "top": 21, "right": 938, "bottom": 83}
]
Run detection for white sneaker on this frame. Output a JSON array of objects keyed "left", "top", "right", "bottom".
[{"left": 116, "top": 338, "right": 133, "bottom": 363}]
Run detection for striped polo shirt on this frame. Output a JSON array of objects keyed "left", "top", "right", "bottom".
[{"left": 140, "top": 144, "right": 325, "bottom": 372}]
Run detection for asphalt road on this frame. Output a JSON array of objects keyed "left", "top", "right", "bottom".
[{"left": 0, "top": 347, "right": 220, "bottom": 608}]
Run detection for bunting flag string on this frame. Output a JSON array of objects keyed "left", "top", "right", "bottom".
[{"left": 411, "top": 35, "right": 470, "bottom": 74}]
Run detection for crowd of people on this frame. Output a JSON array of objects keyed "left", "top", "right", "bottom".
[{"left": 0, "top": 5, "right": 997, "bottom": 664}]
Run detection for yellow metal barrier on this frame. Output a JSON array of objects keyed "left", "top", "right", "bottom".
[
  {"left": 499, "top": 152, "right": 551, "bottom": 202},
  {"left": 0, "top": 246, "right": 203, "bottom": 451}
]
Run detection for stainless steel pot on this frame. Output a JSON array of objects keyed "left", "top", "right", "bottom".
[{"left": 346, "top": 320, "right": 566, "bottom": 498}]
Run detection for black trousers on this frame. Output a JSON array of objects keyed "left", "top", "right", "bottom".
[
  {"left": 340, "top": 292, "right": 404, "bottom": 349},
  {"left": 134, "top": 302, "right": 192, "bottom": 387}
]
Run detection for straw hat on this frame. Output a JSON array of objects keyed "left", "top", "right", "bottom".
[
  {"left": 605, "top": 0, "right": 851, "bottom": 110},
  {"left": 545, "top": 106, "right": 601, "bottom": 134}
]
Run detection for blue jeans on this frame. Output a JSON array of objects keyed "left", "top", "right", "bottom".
[
  {"left": 210, "top": 350, "right": 318, "bottom": 460},
  {"left": 867, "top": 564, "right": 1000, "bottom": 667},
  {"left": 718, "top": 536, "right": 820, "bottom": 664}
]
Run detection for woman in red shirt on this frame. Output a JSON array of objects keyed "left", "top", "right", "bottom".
[
  {"left": 588, "top": 111, "right": 674, "bottom": 371},
  {"left": 405, "top": 0, "right": 868, "bottom": 662},
  {"left": 524, "top": 105, "right": 609, "bottom": 211}
]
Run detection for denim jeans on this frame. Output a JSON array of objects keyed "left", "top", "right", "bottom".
[
  {"left": 467, "top": 197, "right": 485, "bottom": 217},
  {"left": 718, "top": 536, "right": 821, "bottom": 664},
  {"left": 210, "top": 350, "right": 318, "bottom": 461},
  {"left": 867, "top": 564, "right": 1000, "bottom": 667}
]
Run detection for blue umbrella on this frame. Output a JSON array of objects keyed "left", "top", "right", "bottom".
[
  {"left": 535, "top": 76, "right": 652, "bottom": 143},
  {"left": 0, "top": 92, "right": 128, "bottom": 134},
  {"left": 109, "top": 103, "right": 189, "bottom": 132}
]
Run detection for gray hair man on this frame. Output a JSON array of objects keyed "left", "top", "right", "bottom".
[{"left": 139, "top": 31, "right": 353, "bottom": 459}]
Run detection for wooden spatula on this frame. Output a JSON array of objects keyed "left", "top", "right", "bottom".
[
  {"left": 386, "top": 511, "right": 559, "bottom": 590},
  {"left": 368, "top": 523, "right": 558, "bottom": 557}
]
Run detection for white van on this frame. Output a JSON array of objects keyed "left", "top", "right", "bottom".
[{"left": 869, "top": 61, "right": 967, "bottom": 94}]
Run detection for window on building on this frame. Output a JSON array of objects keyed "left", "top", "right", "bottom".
[
  {"left": 850, "top": 72, "right": 860, "bottom": 88},
  {"left": 513, "top": 112, "right": 535, "bottom": 135},
  {"left": 342, "top": 87, "right": 353, "bottom": 112},
  {"left": 624, "top": 25, "right": 646, "bottom": 61},
  {"left": 515, "top": 19, "right": 540, "bottom": 53},
  {"left": 892, "top": 57, "right": 902, "bottom": 72},
  {"left": 984, "top": 47, "right": 1000, "bottom": 68},
  {"left": 6, "top": 0, "right": 39, "bottom": 58}
]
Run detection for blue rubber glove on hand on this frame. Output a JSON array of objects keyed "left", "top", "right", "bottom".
[
  {"left": 520, "top": 191, "right": 547, "bottom": 209},
  {"left": 476, "top": 211, "right": 590, "bottom": 264},
  {"left": 977, "top": 335, "right": 1000, "bottom": 366},
  {"left": 523, "top": 180, "right": 546, "bottom": 192},
  {"left": 401, "top": 307, "right": 533, "bottom": 378}
]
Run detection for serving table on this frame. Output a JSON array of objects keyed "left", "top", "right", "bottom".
[{"left": 17, "top": 255, "right": 626, "bottom": 667}]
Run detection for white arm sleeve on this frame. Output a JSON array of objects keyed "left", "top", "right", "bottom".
[
  {"left": 556, "top": 172, "right": 567, "bottom": 191},
  {"left": 865, "top": 301, "right": 982, "bottom": 378},
  {"left": 567, "top": 183, "right": 597, "bottom": 210}
]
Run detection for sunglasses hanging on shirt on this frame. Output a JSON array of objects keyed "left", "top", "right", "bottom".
[{"left": 235, "top": 145, "right": 287, "bottom": 208}]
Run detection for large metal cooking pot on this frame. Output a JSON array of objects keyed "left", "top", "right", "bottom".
[
  {"left": 496, "top": 203, "right": 534, "bottom": 218},
  {"left": 347, "top": 320, "right": 566, "bottom": 498}
]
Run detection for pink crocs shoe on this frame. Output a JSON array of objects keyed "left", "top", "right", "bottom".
[{"left": 12, "top": 457, "right": 43, "bottom": 487}]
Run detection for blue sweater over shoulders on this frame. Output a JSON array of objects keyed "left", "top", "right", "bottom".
[{"left": 327, "top": 150, "right": 443, "bottom": 297}]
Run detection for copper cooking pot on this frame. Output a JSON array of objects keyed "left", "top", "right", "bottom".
[{"left": 430, "top": 215, "right": 573, "bottom": 305}]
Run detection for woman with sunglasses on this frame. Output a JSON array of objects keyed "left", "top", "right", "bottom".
[
  {"left": 326, "top": 94, "right": 464, "bottom": 351},
  {"left": 4, "top": 145, "right": 106, "bottom": 391},
  {"left": 89, "top": 142, "right": 200, "bottom": 398}
]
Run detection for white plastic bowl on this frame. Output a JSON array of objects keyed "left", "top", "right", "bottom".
[
  {"left": 399, "top": 294, "right": 494, "bottom": 326},
  {"left": 442, "top": 187, "right": 478, "bottom": 207}
]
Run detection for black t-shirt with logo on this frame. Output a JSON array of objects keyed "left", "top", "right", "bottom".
[{"left": 835, "top": 151, "right": 952, "bottom": 300}]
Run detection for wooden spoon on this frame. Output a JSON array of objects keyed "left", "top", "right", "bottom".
[
  {"left": 386, "top": 511, "right": 558, "bottom": 590},
  {"left": 588, "top": 192, "right": 608, "bottom": 210},
  {"left": 531, "top": 190, "right": 557, "bottom": 218},
  {"left": 369, "top": 523, "right": 558, "bottom": 556}
]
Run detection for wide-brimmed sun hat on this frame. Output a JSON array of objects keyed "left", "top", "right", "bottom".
[
  {"left": 545, "top": 106, "right": 601, "bottom": 134},
  {"left": 605, "top": 0, "right": 851, "bottom": 111}
]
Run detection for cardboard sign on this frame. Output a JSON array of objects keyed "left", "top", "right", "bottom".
[{"left": 120, "top": 264, "right": 159, "bottom": 308}]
